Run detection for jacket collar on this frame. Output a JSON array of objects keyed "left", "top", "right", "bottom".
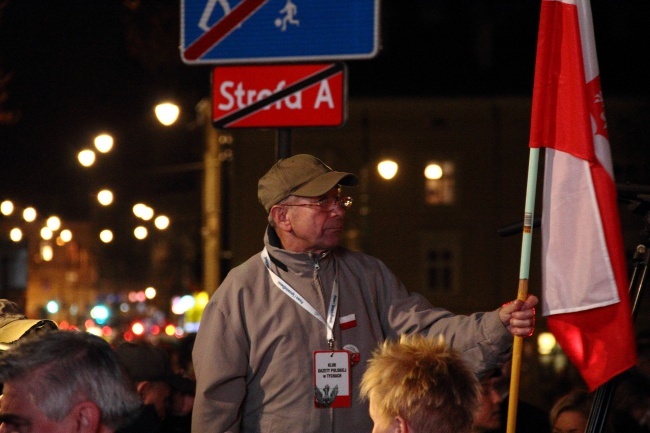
[{"left": 264, "top": 225, "right": 332, "bottom": 275}]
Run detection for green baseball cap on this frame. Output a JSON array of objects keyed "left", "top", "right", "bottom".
[{"left": 258, "top": 154, "right": 358, "bottom": 212}]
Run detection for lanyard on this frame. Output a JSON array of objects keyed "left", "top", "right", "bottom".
[{"left": 261, "top": 247, "right": 339, "bottom": 349}]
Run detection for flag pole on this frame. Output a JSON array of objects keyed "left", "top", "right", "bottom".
[{"left": 506, "top": 147, "right": 540, "bottom": 433}]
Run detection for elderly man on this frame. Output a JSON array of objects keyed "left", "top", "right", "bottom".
[
  {"left": 0, "top": 330, "right": 142, "bottom": 433},
  {"left": 192, "top": 154, "right": 538, "bottom": 433}
]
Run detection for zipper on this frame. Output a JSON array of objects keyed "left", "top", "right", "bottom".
[{"left": 312, "top": 254, "right": 327, "bottom": 316}]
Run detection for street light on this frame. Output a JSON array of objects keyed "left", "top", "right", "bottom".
[
  {"left": 9, "top": 228, "right": 22, "bottom": 242},
  {"left": 154, "top": 215, "right": 170, "bottom": 230},
  {"left": 41, "top": 244, "right": 53, "bottom": 261},
  {"left": 140, "top": 206, "right": 154, "bottom": 221},
  {"left": 424, "top": 163, "right": 443, "bottom": 180},
  {"left": 78, "top": 149, "right": 96, "bottom": 167},
  {"left": 99, "top": 229, "right": 113, "bottom": 243},
  {"left": 1, "top": 200, "right": 14, "bottom": 216},
  {"left": 40, "top": 227, "right": 53, "bottom": 241},
  {"left": 134, "top": 226, "right": 148, "bottom": 240},
  {"left": 2, "top": 200, "right": 71, "bottom": 257},
  {"left": 79, "top": 133, "right": 113, "bottom": 169},
  {"left": 46, "top": 216, "right": 61, "bottom": 231},
  {"left": 59, "top": 229, "right": 73, "bottom": 243},
  {"left": 132, "top": 203, "right": 154, "bottom": 220},
  {"left": 94, "top": 134, "right": 114, "bottom": 153},
  {"left": 97, "top": 189, "right": 114, "bottom": 206},
  {"left": 23, "top": 207, "right": 37, "bottom": 222},
  {"left": 377, "top": 159, "right": 398, "bottom": 180},
  {"left": 154, "top": 102, "right": 181, "bottom": 126}
]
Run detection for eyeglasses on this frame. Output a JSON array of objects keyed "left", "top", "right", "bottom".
[{"left": 281, "top": 196, "right": 353, "bottom": 212}]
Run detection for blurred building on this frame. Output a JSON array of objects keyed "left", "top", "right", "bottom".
[{"left": 0, "top": 219, "right": 98, "bottom": 321}]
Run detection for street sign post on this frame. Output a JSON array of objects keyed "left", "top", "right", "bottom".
[
  {"left": 211, "top": 63, "right": 346, "bottom": 128},
  {"left": 181, "top": 0, "right": 379, "bottom": 64}
]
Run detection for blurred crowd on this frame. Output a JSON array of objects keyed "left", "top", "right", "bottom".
[
  {"left": 0, "top": 299, "right": 196, "bottom": 433},
  {"left": 1, "top": 297, "right": 649, "bottom": 433}
]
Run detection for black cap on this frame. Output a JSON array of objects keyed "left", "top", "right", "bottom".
[{"left": 116, "top": 341, "right": 170, "bottom": 383}]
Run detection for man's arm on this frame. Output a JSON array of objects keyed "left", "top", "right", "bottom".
[
  {"left": 367, "top": 258, "right": 537, "bottom": 378},
  {"left": 192, "top": 300, "right": 248, "bottom": 433}
]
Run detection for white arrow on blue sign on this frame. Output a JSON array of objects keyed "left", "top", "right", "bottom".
[{"left": 181, "top": 0, "right": 380, "bottom": 64}]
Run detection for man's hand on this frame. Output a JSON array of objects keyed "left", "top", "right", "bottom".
[{"left": 499, "top": 294, "right": 538, "bottom": 337}]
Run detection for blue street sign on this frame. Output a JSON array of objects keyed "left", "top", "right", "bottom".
[{"left": 181, "top": 0, "right": 379, "bottom": 64}]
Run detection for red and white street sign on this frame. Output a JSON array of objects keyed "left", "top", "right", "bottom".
[{"left": 211, "top": 63, "right": 346, "bottom": 128}]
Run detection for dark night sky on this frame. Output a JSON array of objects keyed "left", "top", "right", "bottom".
[{"left": 1, "top": 0, "right": 649, "bottom": 221}]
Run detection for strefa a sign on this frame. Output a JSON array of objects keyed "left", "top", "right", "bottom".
[{"left": 211, "top": 63, "right": 346, "bottom": 128}]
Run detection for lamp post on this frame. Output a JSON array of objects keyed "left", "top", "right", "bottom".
[
  {"left": 155, "top": 99, "right": 230, "bottom": 296},
  {"left": 196, "top": 99, "right": 221, "bottom": 296}
]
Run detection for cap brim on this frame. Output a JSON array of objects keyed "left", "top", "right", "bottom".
[
  {"left": 292, "top": 172, "right": 358, "bottom": 198},
  {"left": 0, "top": 319, "right": 57, "bottom": 344}
]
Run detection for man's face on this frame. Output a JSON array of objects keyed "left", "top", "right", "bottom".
[
  {"left": 552, "top": 410, "right": 588, "bottom": 433},
  {"left": 141, "top": 381, "right": 171, "bottom": 420},
  {"left": 473, "top": 377, "right": 504, "bottom": 432},
  {"left": 282, "top": 188, "right": 347, "bottom": 253},
  {"left": 0, "top": 381, "right": 75, "bottom": 433}
]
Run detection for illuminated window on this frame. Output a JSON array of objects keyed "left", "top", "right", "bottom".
[{"left": 424, "top": 160, "right": 455, "bottom": 205}]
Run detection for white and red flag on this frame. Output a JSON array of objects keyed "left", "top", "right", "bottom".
[{"left": 529, "top": 0, "right": 637, "bottom": 390}]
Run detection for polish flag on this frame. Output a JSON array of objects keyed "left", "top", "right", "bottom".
[
  {"left": 340, "top": 314, "right": 357, "bottom": 330},
  {"left": 529, "top": 0, "right": 637, "bottom": 391}
]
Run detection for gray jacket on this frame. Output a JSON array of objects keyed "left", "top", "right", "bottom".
[{"left": 192, "top": 227, "right": 512, "bottom": 433}]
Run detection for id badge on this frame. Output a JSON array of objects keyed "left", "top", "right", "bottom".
[{"left": 313, "top": 350, "right": 351, "bottom": 408}]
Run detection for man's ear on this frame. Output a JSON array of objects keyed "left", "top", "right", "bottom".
[
  {"left": 136, "top": 381, "right": 150, "bottom": 399},
  {"left": 394, "top": 415, "right": 410, "bottom": 433},
  {"left": 70, "top": 400, "right": 102, "bottom": 433},
  {"left": 270, "top": 206, "right": 291, "bottom": 230}
]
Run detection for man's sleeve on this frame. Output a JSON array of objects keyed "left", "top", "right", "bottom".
[
  {"left": 192, "top": 297, "right": 249, "bottom": 433},
  {"left": 375, "top": 261, "right": 512, "bottom": 377}
]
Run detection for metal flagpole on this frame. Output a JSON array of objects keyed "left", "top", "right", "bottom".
[{"left": 506, "top": 147, "right": 540, "bottom": 433}]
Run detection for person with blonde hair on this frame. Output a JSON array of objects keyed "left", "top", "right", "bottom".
[
  {"left": 360, "top": 334, "right": 480, "bottom": 433},
  {"left": 549, "top": 389, "right": 593, "bottom": 433}
]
